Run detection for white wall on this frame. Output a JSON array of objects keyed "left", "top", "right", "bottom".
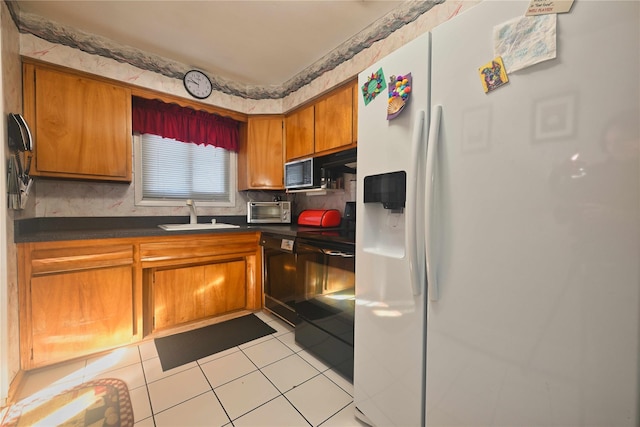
[{"left": 1, "top": 0, "right": 27, "bottom": 403}]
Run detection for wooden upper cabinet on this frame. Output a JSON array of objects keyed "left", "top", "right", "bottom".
[
  {"left": 238, "top": 115, "right": 284, "bottom": 190},
  {"left": 285, "top": 104, "right": 314, "bottom": 162},
  {"left": 352, "top": 82, "right": 359, "bottom": 143},
  {"left": 314, "top": 82, "right": 355, "bottom": 155},
  {"left": 23, "top": 62, "right": 132, "bottom": 182}
]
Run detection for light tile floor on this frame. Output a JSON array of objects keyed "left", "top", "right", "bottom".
[{"left": 5, "top": 311, "right": 368, "bottom": 427}]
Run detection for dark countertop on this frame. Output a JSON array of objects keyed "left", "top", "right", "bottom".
[{"left": 14, "top": 216, "right": 313, "bottom": 243}]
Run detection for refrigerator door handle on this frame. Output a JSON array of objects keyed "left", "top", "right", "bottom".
[
  {"left": 426, "top": 105, "right": 441, "bottom": 301},
  {"left": 408, "top": 109, "right": 426, "bottom": 296}
]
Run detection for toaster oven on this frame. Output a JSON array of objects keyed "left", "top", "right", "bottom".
[{"left": 247, "top": 201, "right": 291, "bottom": 224}]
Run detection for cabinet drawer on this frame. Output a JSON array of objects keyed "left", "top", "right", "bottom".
[
  {"left": 30, "top": 244, "right": 134, "bottom": 275},
  {"left": 140, "top": 233, "right": 259, "bottom": 267}
]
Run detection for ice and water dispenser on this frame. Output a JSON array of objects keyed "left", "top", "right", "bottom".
[{"left": 362, "top": 171, "right": 407, "bottom": 258}]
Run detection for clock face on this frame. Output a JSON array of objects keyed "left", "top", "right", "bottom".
[{"left": 183, "top": 70, "right": 213, "bottom": 99}]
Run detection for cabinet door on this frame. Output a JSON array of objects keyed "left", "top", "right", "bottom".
[
  {"left": 242, "top": 116, "right": 284, "bottom": 189},
  {"left": 352, "top": 82, "right": 359, "bottom": 143},
  {"left": 30, "top": 266, "right": 134, "bottom": 367},
  {"left": 152, "top": 260, "right": 246, "bottom": 330},
  {"left": 314, "top": 83, "right": 354, "bottom": 154},
  {"left": 26, "top": 65, "right": 132, "bottom": 181},
  {"left": 152, "top": 266, "right": 205, "bottom": 329},
  {"left": 285, "top": 104, "right": 314, "bottom": 161},
  {"left": 205, "top": 261, "right": 246, "bottom": 316}
]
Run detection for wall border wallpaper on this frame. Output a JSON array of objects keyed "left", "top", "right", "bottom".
[{"left": 6, "top": 0, "right": 444, "bottom": 100}]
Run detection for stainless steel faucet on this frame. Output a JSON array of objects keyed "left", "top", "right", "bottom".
[{"left": 186, "top": 199, "right": 198, "bottom": 224}]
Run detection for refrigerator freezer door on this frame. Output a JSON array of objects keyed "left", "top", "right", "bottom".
[
  {"left": 355, "top": 32, "right": 430, "bottom": 426},
  {"left": 428, "top": 1, "right": 639, "bottom": 425}
]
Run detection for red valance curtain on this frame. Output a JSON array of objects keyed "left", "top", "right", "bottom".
[{"left": 132, "top": 97, "right": 239, "bottom": 152}]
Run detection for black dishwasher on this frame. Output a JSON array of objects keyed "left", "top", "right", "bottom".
[{"left": 260, "top": 233, "right": 298, "bottom": 326}]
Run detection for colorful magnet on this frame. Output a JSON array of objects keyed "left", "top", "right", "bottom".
[
  {"left": 362, "top": 68, "right": 386, "bottom": 106},
  {"left": 387, "top": 73, "right": 412, "bottom": 120},
  {"left": 479, "top": 57, "right": 509, "bottom": 93}
]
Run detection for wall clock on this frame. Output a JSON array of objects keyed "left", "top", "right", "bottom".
[{"left": 183, "top": 69, "right": 213, "bottom": 99}]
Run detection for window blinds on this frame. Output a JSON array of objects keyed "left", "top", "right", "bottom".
[{"left": 140, "top": 133, "right": 231, "bottom": 202}]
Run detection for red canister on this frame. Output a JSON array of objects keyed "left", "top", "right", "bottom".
[{"left": 297, "top": 209, "right": 342, "bottom": 227}]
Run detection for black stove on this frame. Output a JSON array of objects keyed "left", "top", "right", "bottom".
[
  {"left": 294, "top": 224, "right": 355, "bottom": 381},
  {"left": 296, "top": 227, "right": 355, "bottom": 246}
]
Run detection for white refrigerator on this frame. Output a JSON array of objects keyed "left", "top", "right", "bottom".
[
  {"left": 354, "top": 1, "right": 639, "bottom": 426},
  {"left": 355, "top": 31, "right": 430, "bottom": 427}
]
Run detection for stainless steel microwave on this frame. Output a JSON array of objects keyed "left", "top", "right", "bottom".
[
  {"left": 284, "top": 157, "right": 321, "bottom": 189},
  {"left": 247, "top": 201, "right": 291, "bottom": 224}
]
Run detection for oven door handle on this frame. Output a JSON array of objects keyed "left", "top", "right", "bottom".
[{"left": 322, "top": 249, "right": 354, "bottom": 258}]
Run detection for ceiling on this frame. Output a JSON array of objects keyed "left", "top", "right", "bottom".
[{"left": 13, "top": 0, "right": 412, "bottom": 90}]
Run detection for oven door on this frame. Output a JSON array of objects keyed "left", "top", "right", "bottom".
[
  {"left": 294, "top": 237, "right": 355, "bottom": 380},
  {"left": 260, "top": 234, "right": 298, "bottom": 326}
]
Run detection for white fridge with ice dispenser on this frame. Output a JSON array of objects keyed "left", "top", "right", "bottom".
[
  {"left": 354, "top": 1, "right": 639, "bottom": 426},
  {"left": 354, "top": 31, "right": 430, "bottom": 427}
]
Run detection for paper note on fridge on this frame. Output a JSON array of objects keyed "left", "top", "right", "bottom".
[
  {"left": 526, "top": 0, "right": 574, "bottom": 16},
  {"left": 493, "top": 14, "right": 556, "bottom": 73}
]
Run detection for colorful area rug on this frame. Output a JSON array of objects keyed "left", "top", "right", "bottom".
[
  {"left": 155, "top": 313, "right": 277, "bottom": 371},
  {"left": 1, "top": 378, "right": 133, "bottom": 427}
]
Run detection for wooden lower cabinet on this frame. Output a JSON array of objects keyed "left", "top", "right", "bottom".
[
  {"left": 18, "top": 241, "right": 136, "bottom": 370},
  {"left": 30, "top": 266, "right": 135, "bottom": 368},
  {"left": 151, "top": 260, "right": 246, "bottom": 330},
  {"left": 18, "top": 232, "right": 262, "bottom": 370}
]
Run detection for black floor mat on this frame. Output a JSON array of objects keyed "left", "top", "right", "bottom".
[{"left": 154, "top": 314, "right": 276, "bottom": 371}]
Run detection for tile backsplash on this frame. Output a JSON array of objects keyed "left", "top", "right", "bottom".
[
  {"left": 292, "top": 173, "right": 356, "bottom": 217},
  {"left": 31, "top": 172, "right": 356, "bottom": 220}
]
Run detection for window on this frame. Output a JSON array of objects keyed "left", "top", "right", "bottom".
[{"left": 134, "top": 133, "right": 236, "bottom": 207}]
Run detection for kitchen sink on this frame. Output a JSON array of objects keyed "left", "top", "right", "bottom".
[{"left": 158, "top": 223, "right": 240, "bottom": 231}]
